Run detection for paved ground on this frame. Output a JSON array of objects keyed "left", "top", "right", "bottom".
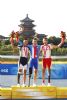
[{"left": 0, "top": 75, "right": 67, "bottom": 87}]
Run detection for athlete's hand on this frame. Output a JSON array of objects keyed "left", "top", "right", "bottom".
[{"left": 60, "top": 31, "right": 66, "bottom": 43}]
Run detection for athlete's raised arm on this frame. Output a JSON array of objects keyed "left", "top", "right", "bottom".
[{"left": 50, "top": 31, "right": 66, "bottom": 49}]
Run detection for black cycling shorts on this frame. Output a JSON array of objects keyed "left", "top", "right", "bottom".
[{"left": 20, "top": 57, "right": 28, "bottom": 66}]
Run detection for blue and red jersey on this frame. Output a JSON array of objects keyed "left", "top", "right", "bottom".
[{"left": 28, "top": 45, "right": 40, "bottom": 59}]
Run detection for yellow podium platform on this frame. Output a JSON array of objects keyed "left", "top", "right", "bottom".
[
  {"left": 12, "top": 85, "right": 56, "bottom": 99},
  {"left": 0, "top": 87, "right": 12, "bottom": 99},
  {"left": 57, "top": 87, "right": 67, "bottom": 98},
  {"left": 0, "top": 86, "right": 67, "bottom": 99}
]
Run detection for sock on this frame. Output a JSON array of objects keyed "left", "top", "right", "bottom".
[
  {"left": 43, "top": 80, "right": 45, "bottom": 83},
  {"left": 48, "top": 75, "right": 50, "bottom": 83},
  {"left": 17, "top": 73, "right": 20, "bottom": 84}
]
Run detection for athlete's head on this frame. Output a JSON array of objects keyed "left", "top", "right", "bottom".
[
  {"left": 32, "top": 38, "right": 38, "bottom": 46},
  {"left": 43, "top": 37, "right": 48, "bottom": 45},
  {"left": 23, "top": 39, "right": 28, "bottom": 46}
]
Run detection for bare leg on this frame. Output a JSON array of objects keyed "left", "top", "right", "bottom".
[
  {"left": 42, "top": 67, "right": 46, "bottom": 84},
  {"left": 17, "top": 72, "right": 20, "bottom": 84},
  {"left": 33, "top": 68, "right": 37, "bottom": 85},
  {"left": 23, "top": 69, "right": 26, "bottom": 85},
  {"left": 17, "top": 69, "right": 22, "bottom": 84},
  {"left": 28, "top": 67, "right": 32, "bottom": 86},
  {"left": 47, "top": 67, "right": 51, "bottom": 83}
]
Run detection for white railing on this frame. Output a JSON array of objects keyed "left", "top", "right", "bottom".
[
  {"left": 0, "top": 55, "right": 19, "bottom": 59},
  {"left": 0, "top": 55, "right": 67, "bottom": 59}
]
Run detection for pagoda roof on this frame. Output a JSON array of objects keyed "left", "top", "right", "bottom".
[
  {"left": 18, "top": 24, "right": 24, "bottom": 27},
  {"left": 20, "top": 31, "right": 35, "bottom": 37},
  {"left": 19, "top": 23, "right": 36, "bottom": 28},
  {"left": 20, "top": 14, "right": 34, "bottom": 22}
]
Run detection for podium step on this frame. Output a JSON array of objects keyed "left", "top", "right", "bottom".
[
  {"left": 57, "top": 87, "right": 67, "bottom": 98},
  {"left": 0, "top": 86, "right": 67, "bottom": 99},
  {"left": 0, "top": 88, "right": 12, "bottom": 99},
  {"left": 12, "top": 85, "right": 56, "bottom": 99}
]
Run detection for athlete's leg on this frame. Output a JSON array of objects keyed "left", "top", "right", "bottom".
[
  {"left": 33, "top": 68, "right": 37, "bottom": 86},
  {"left": 42, "top": 67, "right": 46, "bottom": 85},
  {"left": 17, "top": 72, "right": 20, "bottom": 84},
  {"left": 42, "top": 58, "right": 46, "bottom": 85},
  {"left": 17, "top": 63, "right": 22, "bottom": 85},
  {"left": 23, "top": 69, "right": 26, "bottom": 84},
  {"left": 28, "top": 67, "right": 32, "bottom": 86},
  {"left": 17, "top": 69, "right": 22, "bottom": 85},
  {"left": 47, "top": 58, "right": 52, "bottom": 86},
  {"left": 33, "top": 59, "right": 38, "bottom": 86},
  {"left": 22, "top": 65, "right": 27, "bottom": 86},
  {"left": 29, "top": 59, "right": 33, "bottom": 86},
  {"left": 23, "top": 69, "right": 26, "bottom": 86},
  {"left": 47, "top": 67, "right": 51, "bottom": 84}
]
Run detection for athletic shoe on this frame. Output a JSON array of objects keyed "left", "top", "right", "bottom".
[
  {"left": 47, "top": 83, "right": 51, "bottom": 86},
  {"left": 42, "top": 82, "right": 45, "bottom": 86},
  {"left": 17, "top": 84, "right": 20, "bottom": 87},
  {"left": 33, "top": 83, "right": 36, "bottom": 87},
  {"left": 22, "top": 84, "right": 26, "bottom": 87}
]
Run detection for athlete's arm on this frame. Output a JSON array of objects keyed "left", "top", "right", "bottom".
[
  {"left": 50, "top": 37, "right": 65, "bottom": 49},
  {"left": 18, "top": 40, "right": 23, "bottom": 47},
  {"left": 39, "top": 45, "right": 42, "bottom": 57},
  {"left": 27, "top": 45, "right": 31, "bottom": 59}
]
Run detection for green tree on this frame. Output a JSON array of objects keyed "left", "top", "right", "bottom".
[{"left": 5, "top": 39, "right": 10, "bottom": 45}]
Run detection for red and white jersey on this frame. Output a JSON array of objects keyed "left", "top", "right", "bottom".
[
  {"left": 21, "top": 46, "right": 29, "bottom": 58},
  {"left": 40, "top": 44, "right": 52, "bottom": 58}
]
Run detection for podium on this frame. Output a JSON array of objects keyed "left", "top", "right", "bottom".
[
  {"left": 12, "top": 85, "right": 56, "bottom": 99},
  {"left": 0, "top": 86, "right": 67, "bottom": 99},
  {"left": 57, "top": 87, "right": 67, "bottom": 98},
  {"left": 0, "top": 88, "right": 11, "bottom": 99}
]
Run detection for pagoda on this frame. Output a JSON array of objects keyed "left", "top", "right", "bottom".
[{"left": 19, "top": 14, "right": 36, "bottom": 38}]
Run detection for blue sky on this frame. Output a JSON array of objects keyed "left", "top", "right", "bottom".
[{"left": 0, "top": 0, "right": 67, "bottom": 37}]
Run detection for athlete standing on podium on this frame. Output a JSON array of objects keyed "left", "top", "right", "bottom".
[
  {"left": 40, "top": 32, "right": 66, "bottom": 86},
  {"left": 17, "top": 39, "right": 29, "bottom": 87},
  {"left": 28, "top": 38, "right": 40, "bottom": 86}
]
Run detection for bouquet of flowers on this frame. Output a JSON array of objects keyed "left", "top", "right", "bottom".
[
  {"left": 10, "top": 31, "right": 15, "bottom": 45},
  {"left": 15, "top": 31, "right": 19, "bottom": 42}
]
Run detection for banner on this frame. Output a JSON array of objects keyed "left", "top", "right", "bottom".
[
  {"left": 0, "top": 64, "right": 18, "bottom": 75},
  {"left": 0, "top": 64, "right": 67, "bottom": 79}
]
